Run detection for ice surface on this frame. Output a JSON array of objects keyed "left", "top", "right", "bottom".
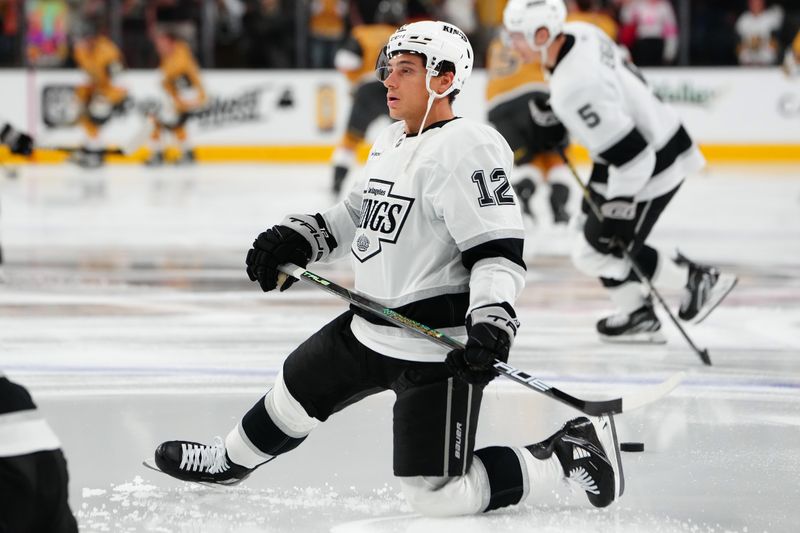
[{"left": 1, "top": 162, "right": 798, "bottom": 532}]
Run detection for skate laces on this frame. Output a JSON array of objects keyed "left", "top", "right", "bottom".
[
  {"left": 567, "top": 466, "right": 600, "bottom": 495},
  {"left": 179, "top": 437, "right": 230, "bottom": 474}
]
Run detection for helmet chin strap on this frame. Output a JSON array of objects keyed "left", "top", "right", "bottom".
[{"left": 419, "top": 70, "right": 444, "bottom": 136}]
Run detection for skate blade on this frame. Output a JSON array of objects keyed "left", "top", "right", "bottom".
[
  {"left": 599, "top": 330, "right": 667, "bottom": 344},
  {"left": 690, "top": 274, "right": 738, "bottom": 325},
  {"left": 591, "top": 414, "right": 625, "bottom": 500}
]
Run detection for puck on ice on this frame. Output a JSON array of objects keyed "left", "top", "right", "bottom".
[{"left": 620, "top": 441, "right": 644, "bottom": 452}]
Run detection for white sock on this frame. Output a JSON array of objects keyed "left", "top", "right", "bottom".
[
  {"left": 225, "top": 422, "right": 271, "bottom": 469},
  {"left": 652, "top": 250, "right": 689, "bottom": 290},
  {"left": 608, "top": 281, "right": 647, "bottom": 313},
  {"left": 521, "top": 448, "right": 563, "bottom": 499}
]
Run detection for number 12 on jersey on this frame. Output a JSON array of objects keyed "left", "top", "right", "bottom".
[{"left": 471, "top": 168, "right": 515, "bottom": 207}]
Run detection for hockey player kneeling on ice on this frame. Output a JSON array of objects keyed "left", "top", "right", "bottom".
[
  {"left": 152, "top": 21, "right": 623, "bottom": 516},
  {"left": 504, "top": 0, "right": 737, "bottom": 344}
]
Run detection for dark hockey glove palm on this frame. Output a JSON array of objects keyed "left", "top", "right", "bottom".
[
  {"left": 246, "top": 225, "right": 311, "bottom": 292},
  {"left": 446, "top": 322, "right": 511, "bottom": 386},
  {"left": 584, "top": 196, "right": 637, "bottom": 256},
  {"left": 1, "top": 123, "right": 33, "bottom": 156}
]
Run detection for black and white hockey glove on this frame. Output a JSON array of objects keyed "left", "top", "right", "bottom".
[
  {"left": 446, "top": 304, "right": 518, "bottom": 386},
  {"left": 1, "top": 123, "right": 34, "bottom": 156},
  {"left": 246, "top": 225, "right": 311, "bottom": 292},
  {"left": 584, "top": 196, "right": 637, "bottom": 256}
]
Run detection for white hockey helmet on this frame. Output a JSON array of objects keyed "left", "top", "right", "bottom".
[
  {"left": 503, "top": 0, "right": 567, "bottom": 52},
  {"left": 376, "top": 20, "right": 474, "bottom": 99}
]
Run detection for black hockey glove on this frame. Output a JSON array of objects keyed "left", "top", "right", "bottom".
[
  {"left": 1, "top": 123, "right": 33, "bottom": 156},
  {"left": 446, "top": 322, "right": 511, "bottom": 386},
  {"left": 529, "top": 95, "right": 568, "bottom": 151},
  {"left": 246, "top": 225, "right": 311, "bottom": 292},
  {"left": 584, "top": 196, "right": 637, "bottom": 256}
]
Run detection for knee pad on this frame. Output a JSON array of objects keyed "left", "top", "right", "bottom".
[
  {"left": 571, "top": 237, "right": 630, "bottom": 280},
  {"left": 266, "top": 370, "right": 319, "bottom": 437},
  {"left": 398, "top": 469, "right": 489, "bottom": 517}
]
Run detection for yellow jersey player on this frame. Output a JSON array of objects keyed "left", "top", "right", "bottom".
[
  {"left": 330, "top": 0, "right": 404, "bottom": 195},
  {"left": 485, "top": 31, "right": 571, "bottom": 224},
  {"left": 72, "top": 25, "right": 128, "bottom": 168},
  {"left": 566, "top": 0, "right": 618, "bottom": 41},
  {"left": 147, "top": 29, "right": 207, "bottom": 166}
]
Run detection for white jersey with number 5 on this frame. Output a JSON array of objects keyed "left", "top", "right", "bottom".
[
  {"left": 548, "top": 22, "right": 705, "bottom": 201},
  {"left": 320, "top": 117, "right": 526, "bottom": 361}
]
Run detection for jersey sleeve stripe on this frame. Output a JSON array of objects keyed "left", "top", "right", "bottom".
[
  {"left": 598, "top": 126, "right": 649, "bottom": 168},
  {"left": 461, "top": 238, "right": 526, "bottom": 272},
  {"left": 589, "top": 125, "right": 696, "bottom": 184}
]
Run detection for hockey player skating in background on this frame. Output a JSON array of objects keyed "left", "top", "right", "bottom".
[
  {"left": 71, "top": 21, "right": 129, "bottom": 168},
  {"left": 330, "top": 0, "right": 404, "bottom": 195},
  {"left": 152, "top": 21, "right": 624, "bottom": 516},
  {"left": 485, "top": 31, "right": 572, "bottom": 225},
  {"left": 146, "top": 28, "right": 207, "bottom": 166},
  {"left": 504, "top": 0, "right": 737, "bottom": 343}
]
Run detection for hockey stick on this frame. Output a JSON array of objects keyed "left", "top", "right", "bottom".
[
  {"left": 277, "top": 263, "right": 684, "bottom": 416},
  {"left": 556, "top": 148, "right": 712, "bottom": 366}
]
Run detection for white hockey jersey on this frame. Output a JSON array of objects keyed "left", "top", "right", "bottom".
[
  {"left": 549, "top": 22, "right": 705, "bottom": 201},
  {"left": 318, "top": 117, "right": 526, "bottom": 361}
]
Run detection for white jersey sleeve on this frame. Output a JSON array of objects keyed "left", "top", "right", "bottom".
[{"left": 434, "top": 140, "right": 526, "bottom": 318}]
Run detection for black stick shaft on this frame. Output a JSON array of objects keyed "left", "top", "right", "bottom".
[{"left": 278, "top": 264, "right": 683, "bottom": 415}]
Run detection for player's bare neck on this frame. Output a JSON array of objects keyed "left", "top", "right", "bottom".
[
  {"left": 547, "top": 34, "right": 567, "bottom": 69},
  {"left": 404, "top": 100, "right": 454, "bottom": 135}
]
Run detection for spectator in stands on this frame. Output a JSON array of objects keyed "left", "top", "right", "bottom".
[
  {"left": 567, "top": 0, "right": 619, "bottom": 41},
  {"left": 735, "top": 0, "right": 784, "bottom": 66},
  {"left": 0, "top": 0, "right": 21, "bottom": 66},
  {"left": 242, "top": 0, "right": 294, "bottom": 68},
  {"left": 619, "top": 0, "right": 679, "bottom": 66},
  {"left": 309, "top": 0, "right": 347, "bottom": 68}
]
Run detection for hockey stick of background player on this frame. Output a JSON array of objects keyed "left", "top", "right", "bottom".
[
  {"left": 277, "top": 263, "right": 685, "bottom": 416},
  {"left": 556, "top": 147, "right": 712, "bottom": 366}
]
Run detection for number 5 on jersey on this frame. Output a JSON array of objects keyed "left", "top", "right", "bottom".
[{"left": 471, "top": 168, "right": 515, "bottom": 207}]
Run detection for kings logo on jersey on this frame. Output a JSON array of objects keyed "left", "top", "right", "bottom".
[{"left": 352, "top": 179, "right": 414, "bottom": 262}]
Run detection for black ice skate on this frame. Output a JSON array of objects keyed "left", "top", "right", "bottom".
[
  {"left": 175, "top": 149, "right": 196, "bottom": 165},
  {"left": 70, "top": 148, "right": 104, "bottom": 168},
  {"left": 153, "top": 437, "right": 253, "bottom": 485},
  {"left": 596, "top": 301, "right": 666, "bottom": 344},
  {"left": 527, "top": 415, "right": 624, "bottom": 508},
  {"left": 144, "top": 150, "right": 165, "bottom": 167},
  {"left": 676, "top": 254, "right": 738, "bottom": 324}
]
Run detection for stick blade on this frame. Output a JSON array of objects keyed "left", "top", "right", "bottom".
[{"left": 620, "top": 371, "right": 685, "bottom": 413}]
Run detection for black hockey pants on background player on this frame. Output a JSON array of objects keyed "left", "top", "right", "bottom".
[{"left": 0, "top": 376, "right": 78, "bottom": 533}]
